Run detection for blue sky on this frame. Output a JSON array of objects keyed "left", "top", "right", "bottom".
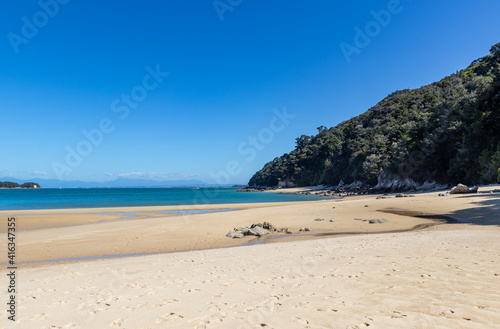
[{"left": 1, "top": 0, "right": 499, "bottom": 185}]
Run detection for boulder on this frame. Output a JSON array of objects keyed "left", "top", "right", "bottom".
[
  {"left": 450, "top": 184, "right": 468, "bottom": 194},
  {"left": 226, "top": 231, "right": 243, "bottom": 239},
  {"left": 329, "top": 219, "right": 336, "bottom": 222},
  {"left": 299, "top": 227, "right": 310, "bottom": 232},
  {"left": 242, "top": 228, "right": 258, "bottom": 236},
  {"left": 369, "top": 219, "right": 389, "bottom": 224},
  {"left": 252, "top": 226, "right": 270, "bottom": 236},
  {"left": 468, "top": 186, "right": 479, "bottom": 193},
  {"left": 450, "top": 184, "right": 479, "bottom": 194}
]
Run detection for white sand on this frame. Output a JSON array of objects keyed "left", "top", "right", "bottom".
[{"left": 1, "top": 224, "right": 500, "bottom": 329}]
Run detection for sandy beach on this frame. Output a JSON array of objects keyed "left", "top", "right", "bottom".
[{"left": 1, "top": 186, "right": 500, "bottom": 328}]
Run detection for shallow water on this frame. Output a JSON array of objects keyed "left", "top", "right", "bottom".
[{"left": 0, "top": 187, "right": 331, "bottom": 210}]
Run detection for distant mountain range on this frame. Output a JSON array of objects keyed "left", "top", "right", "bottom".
[{"left": 0, "top": 177, "right": 218, "bottom": 188}]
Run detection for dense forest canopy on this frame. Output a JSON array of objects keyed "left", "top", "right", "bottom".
[{"left": 249, "top": 43, "right": 500, "bottom": 189}]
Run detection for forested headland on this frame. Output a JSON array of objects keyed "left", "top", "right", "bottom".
[
  {"left": 249, "top": 43, "right": 500, "bottom": 191},
  {"left": 0, "top": 181, "right": 41, "bottom": 189}
]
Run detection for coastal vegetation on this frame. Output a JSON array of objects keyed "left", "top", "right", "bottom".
[
  {"left": 0, "top": 181, "right": 40, "bottom": 188},
  {"left": 249, "top": 43, "right": 500, "bottom": 189}
]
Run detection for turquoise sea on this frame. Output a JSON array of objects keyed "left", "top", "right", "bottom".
[{"left": 0, "top": 187, "right": 328, "bottom": 211}]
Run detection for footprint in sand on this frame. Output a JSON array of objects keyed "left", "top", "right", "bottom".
[
  {"left": 294, "top": 301, "right": 310, "bottom": 308},
  {"left": 111, "top": 317, "right": 127, "bottom": 327},
  {"left": 49, "top": 300, "right": 68, "bottom": 307},
  {"left": 292, "top": 317, "right": 309, "bottom": 325},
  {"left": 121, "top": 306, "right": 135, "bottom": 312},
  {"left": 32, "top": 313, "right": 48, "bottom": 320},
  {"left": 347, "top": 323, "right": 371, "bottom": 329},
  {"left": 155, "top": 313, "right": 184, "bottom": 324},
  {"left": 127, "top": 283, "right": 148, "bottom": 289},
  {"left": 195, "top": 320, "right": 210, "bottom": 329},
  {"left": 62, "top": 321, "right": 78, "bottom": 327},
  {"left": 163, "top": 298, "right": 179, "bottom": 305},
  {"left": 139, "top": 290, "right": 158, "bottom": 297}
]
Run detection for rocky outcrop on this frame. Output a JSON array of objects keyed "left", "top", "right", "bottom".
[
  {"left": 227, "top": 222, "right": 289, "bottom": 238},
  {"left": 375, "top": 171, "right": 448, "bottom": 192},
  {"left": 277, "top": 179, "right": 297, "bottom": 188}
]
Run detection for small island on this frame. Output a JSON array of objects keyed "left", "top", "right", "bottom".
[{"left": 0, "top": 181, "right": 41, "bottom": 189}]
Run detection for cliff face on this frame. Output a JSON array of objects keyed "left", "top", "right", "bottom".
[{"left": 249, "top": 43, "right": 500, "bottom": 190}]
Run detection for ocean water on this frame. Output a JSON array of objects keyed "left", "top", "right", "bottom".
[{"left": 0, "top": 187, "right": 328, "bottom": 211}]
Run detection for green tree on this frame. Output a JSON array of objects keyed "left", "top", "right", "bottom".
[{"left": 490, "top": 42, "right": 500, "bottom": 54}]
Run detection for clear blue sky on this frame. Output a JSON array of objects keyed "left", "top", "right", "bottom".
[{"left": 1, "top": 0, "right": 499, "bottom": 185}]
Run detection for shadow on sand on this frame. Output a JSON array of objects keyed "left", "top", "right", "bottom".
[{"left": 447, "top": 191, "right": 500, "bottom": 226}]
